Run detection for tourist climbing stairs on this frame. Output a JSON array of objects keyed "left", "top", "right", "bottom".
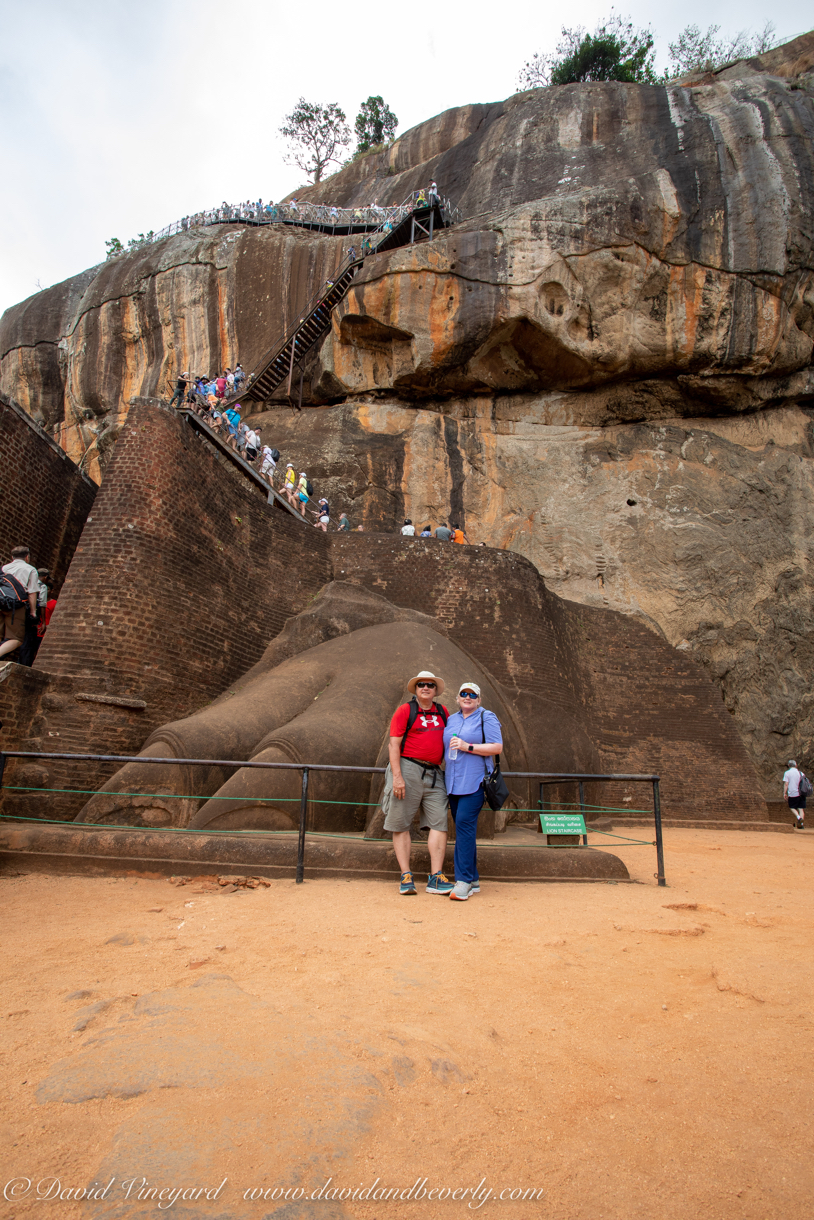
[
  {"left": 238, "top": 191, "right": 458, "bottom": 407},
  {"left": 178, "top": 406, "right": 306, "bottom": 521}
]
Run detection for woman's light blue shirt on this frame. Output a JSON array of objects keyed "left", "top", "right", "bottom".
[{"left": 443, "top": 708, "right": 502, "bottom": 795}]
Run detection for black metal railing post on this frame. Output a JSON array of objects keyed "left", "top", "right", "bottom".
[
  {"left": 538, "top": 780, "right": 546, "bottom": 832},
  {"left": 296, "top": 767, "right": 309, "bottom": 884},
  {"left": 0, "top": 752, "right": 6, "bottom": 792},
  {"left": 653, "top": 778, "right": 666, "bottom": 886},
  {"left": 578, "top": 779, "right": 588, "bottom": 846}
]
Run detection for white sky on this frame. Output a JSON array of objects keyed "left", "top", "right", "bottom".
[{"left": 0, "top": 0, "right": 810, "bottom": 316}]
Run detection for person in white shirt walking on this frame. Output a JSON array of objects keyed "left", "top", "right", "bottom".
[
  {"left": 783, "top": 760, "right": 808, "bottom": 829},
  {"left": 0, "top": 546, "right": 39, "bottom": 660},
  {"left": 259, "top": 445, "right": 278, "bottom": 486}
]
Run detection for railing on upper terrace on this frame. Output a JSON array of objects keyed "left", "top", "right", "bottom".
[{"left": 113, "top": 192, "right": 462, "bottom": 254}]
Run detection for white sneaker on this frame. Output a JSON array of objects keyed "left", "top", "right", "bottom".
[{"left": 449, "top": 880, "right": 472, "bottom": 901}]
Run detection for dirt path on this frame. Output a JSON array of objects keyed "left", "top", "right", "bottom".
[{"left": 1, "top": 828, "right": 812, "bottom": 1219}]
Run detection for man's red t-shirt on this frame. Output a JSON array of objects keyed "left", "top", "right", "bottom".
[{"left": 390, "top": 701, "right": 448, "bottom": 765}]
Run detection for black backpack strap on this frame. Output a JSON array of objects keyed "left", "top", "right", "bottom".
[
  {"left": 400, "top": 698, "right": 447, "bottom": 754},
  {"left": 401, "top": 697, "right": 419, "bottom": 755},
  {"left": 481, "top": 710, "right": 499, "bottom": 777}
]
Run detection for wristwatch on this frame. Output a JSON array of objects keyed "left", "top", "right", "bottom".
[{"left": 468, "top": 744, "right": 474, "bottom": 753}]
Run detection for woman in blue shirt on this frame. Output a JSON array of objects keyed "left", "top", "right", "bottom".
[{"left": 443, "top": 683, "right": 503, "bottom": 901}]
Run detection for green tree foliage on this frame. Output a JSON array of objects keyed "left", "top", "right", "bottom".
[
  {"left": 667, "top": 21, "right": 778, "bottom": 76},
  {"left": 354, "top": 96, "right": 398, "bottom": 154},
  {"left": 105, "top": 232, "right": 155, "bottom": 260},
  {"left": 519, "top": 14, "right": 657, "bottom": 89},
  {"left": 127, "top": 231, "right": 154, "bottom": 250},
  {"left": 280, "top": 98, "right": 351, "bottom": 184}
]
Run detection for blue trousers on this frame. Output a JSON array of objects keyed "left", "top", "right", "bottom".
[{"left": 449, "top": 788, "right": 484, "bottom": 883}]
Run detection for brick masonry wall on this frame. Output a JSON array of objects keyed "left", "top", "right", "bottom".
[
  {"left": 1, "top": 403, "right": 332, "bottom": 820},
  {"left": 330, "top": 535, "right": 582, "bottom": 709},
  {"left": 0, "top": 394, "right": 96, "bottom": 592},
  {"left": 566, "top": 602, "right": 767, "bottom": 820},
  {"left": 36, "top": 402, "right": 332, "bottom": 710},
  {"left": 330, "top": 534, "right": 767, "bottom": 820}
]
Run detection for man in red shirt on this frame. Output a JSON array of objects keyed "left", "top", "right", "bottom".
[{"left": 384, "top": 670, "right": 454, "bottom": 895}]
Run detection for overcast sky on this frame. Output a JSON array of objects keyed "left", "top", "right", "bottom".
[{"left": 0, "top": 0, "right": 810, "bottom": 317}]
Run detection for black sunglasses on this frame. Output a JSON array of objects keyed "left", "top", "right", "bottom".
[
  {"left": 416, "top": 681, "right": 437, "bottom": 688},
  {"left": 459, "top": 691, "right": 479, "bottom": 699}
]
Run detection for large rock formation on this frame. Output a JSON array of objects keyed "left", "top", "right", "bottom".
[{"left": 1, "top": 34, "right": 813, "bottom": 797}]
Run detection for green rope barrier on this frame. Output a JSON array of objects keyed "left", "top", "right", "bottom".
[
  {"left": 0, "top": 812, "right": 390, "bottom": 841},
  {"left": 1, "top": 787, "right": 656, "bottom": 849},
  {"left": 2, "top": 785, "right": 653, "bottom": 817},
  {"left": 0, "top": 811, "right": 641, "bottom": 852},
  {"left": 584, "top": 830, "right": 655, "bottom": 845}
]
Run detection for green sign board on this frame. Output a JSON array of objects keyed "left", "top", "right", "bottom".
[{"left": 540, "top": 813, "right": 586, "bottom": 835}]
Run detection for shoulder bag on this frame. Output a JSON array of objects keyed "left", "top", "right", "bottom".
[{"left": 481, "top": 713, "right": 509, "bottom": 811}]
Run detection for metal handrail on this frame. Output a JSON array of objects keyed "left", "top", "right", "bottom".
[
  {"left": 112, "top": 191, "right": 462, "bottom": 256},
  {"left": 0, "top": 749, "right": 665, "bottom": 886}
]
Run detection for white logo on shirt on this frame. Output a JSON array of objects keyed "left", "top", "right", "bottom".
[{"left": 418, "top": 715, "right": 440, "bottom": 729}]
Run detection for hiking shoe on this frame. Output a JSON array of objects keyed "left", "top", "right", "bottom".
[
  {"left": 399, "top": 871, "right": 417, "bottom": 895},
  {"left": 470, "top": 882, "right": 480, "bottom": 894},
  {"left": 426, "top": 872, "right": 454, "bottom": 895},
  {"left": 449, "top": 880, "right": 473, "bottom": 901}
]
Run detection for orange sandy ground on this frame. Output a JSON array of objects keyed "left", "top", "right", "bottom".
[{"left": 1, "top": 828, "right": 812, "bottom": 1220}]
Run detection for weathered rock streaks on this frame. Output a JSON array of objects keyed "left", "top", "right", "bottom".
[
  {"left": 1, "top": 33, "right": 813, "bottom": 796},
  {"left": 1, "top": 227, "right": 351, "bottom": 480}
]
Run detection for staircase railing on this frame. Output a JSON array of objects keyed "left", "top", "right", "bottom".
[
  {"left": 117, "top": 192, "right": 461, "bottom": 252},
  {"left": 233, "top": 192, "right": 458, "bottom": 404}
]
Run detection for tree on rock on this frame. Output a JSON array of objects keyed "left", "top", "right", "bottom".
[
  {"left": 519, "top": 14, "right": 658, "bottom": 88},
  {"left": 354, "top": 96, "right": 398, "bottom": 154},
  {"left": 280, "top": 99, "right": 351, "bottom": 184}
]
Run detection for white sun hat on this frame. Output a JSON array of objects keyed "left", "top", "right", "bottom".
[{"left": 407, "top": 670, "right": 446, "bottom": 696}]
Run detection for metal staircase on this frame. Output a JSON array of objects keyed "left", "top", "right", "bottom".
[{"left": 237, "top": 193, "right": 456, "bottom": 407}]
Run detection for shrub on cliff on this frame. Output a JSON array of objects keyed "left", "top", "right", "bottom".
[
  {"left": 519, "top": 14, "right": 658, "bottom": 88},
  {"left": 518, "top": 15, "right": 782, "bottom": 88},
  {"left": 666, "top": 21, "right": 779, "bottom": 75}
]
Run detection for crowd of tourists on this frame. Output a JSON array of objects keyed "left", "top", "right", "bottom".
[
  {"left": 167, "top": 372, "right": 481, "bottom": 540},
  {"left": 152, "top": 184, "right": 446, "bottom": 246}
]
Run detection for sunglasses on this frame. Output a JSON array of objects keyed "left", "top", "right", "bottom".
[
  {"left": 416, "top": 681, "right": 437, "bottom": 689},
  {"left": 459, "top": 691, "right": 479, "bottom": 699}
]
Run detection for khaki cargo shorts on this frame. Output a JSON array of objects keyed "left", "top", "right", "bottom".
[{"left": 381, "top": 758, "right": 449, "bottom": 833}]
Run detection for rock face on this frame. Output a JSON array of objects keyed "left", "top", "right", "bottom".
[
  {"left": 1, "top": 33, "right": 813, "bottom": 797},
  {"left": 0, "top": 227, "right": 351, "bottom": 481}
]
